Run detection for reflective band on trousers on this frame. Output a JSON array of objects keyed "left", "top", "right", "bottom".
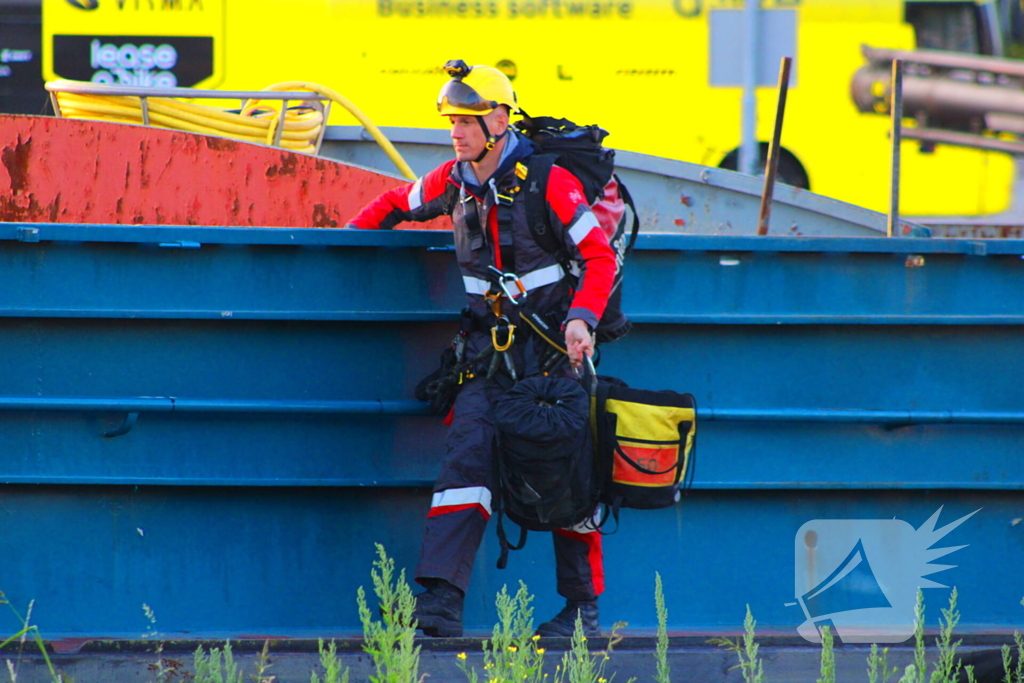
[
  {"left": 462, "top": 263, "right": 565, "bottom": 296},
  {"left": 431, "top": 486, "right": 493, "bottom": 516}
]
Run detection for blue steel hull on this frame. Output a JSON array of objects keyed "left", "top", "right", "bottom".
[{"left": 0, "top": 224, "right": 1020, "bottom": 641}]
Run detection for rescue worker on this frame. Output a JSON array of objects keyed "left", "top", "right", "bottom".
[{"left": 345, "top": 60, "right": 617, "bottom": 638}]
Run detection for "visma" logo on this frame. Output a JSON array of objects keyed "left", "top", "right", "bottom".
[{"left": 792, "top": 507, "right": 978, "bottom": 644}]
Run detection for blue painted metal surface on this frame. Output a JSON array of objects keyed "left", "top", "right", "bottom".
[{"left": 0, "top": 224, "right": 1021, "bottom": 642}]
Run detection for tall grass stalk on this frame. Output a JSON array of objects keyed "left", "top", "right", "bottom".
[
  {"left": 553, "top": 616, "right": 634, "bottom": 683},
  {"left": 310, "top": 639, "right": 350, "bottom": 683},
  {"left": 709, "top": 606, "right": 764, "bottom": 683},
  {"left": 654, "top": 573, "right": 670, "bottom": 683},
  {"left": 252, "top": 639, "right": 273, "bottom": 683},
  {"left": 817, "top": 625, "right": 834, "bottom": 683},
  {"left": 913, "top": 591, "right": 926, "bottom": 683},
  {"left": 898, "top": 664, "right": 919, "bottom": 683},
  {"left": 356, "top": 544, "right": 420, "bottom": 683},
  {"left": 0, "top": 592, "right": 62, "bottom": 683},
  {"left": 191, "top": 641, "right": 243, "bottom": 683},
  {"left": 1001, "top": 632, "right": 1024, "bottom": 683},
  {"left": 142, "top": 604, "right": 185, "bottom": 683},
  {"left": 930, "top": 588, "right": 963, "bottom": 683},
  {"left": 867, "top": 643, "right": 898, "bottom": 683},
  {"left": 457, "top": 582, "right": 545, "bottom": 683},
  {"left": 1005, "top": 603, "right": 1024, "bottom": 683}
]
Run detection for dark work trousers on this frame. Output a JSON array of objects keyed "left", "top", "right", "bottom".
[{"left": 414, "top": 340, "right": 604, "bottom": 601}]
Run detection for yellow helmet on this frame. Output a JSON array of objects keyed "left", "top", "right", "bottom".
[{"left": 437, "top": 60, "right": 518, "bottom": 116}]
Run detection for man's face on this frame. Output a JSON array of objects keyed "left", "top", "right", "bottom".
[
  {"left": 447, "top": 108, "right": 507, "bottom": 162},
  {"left": 448, "top": 115, "right": 484, "bottom": 161}
]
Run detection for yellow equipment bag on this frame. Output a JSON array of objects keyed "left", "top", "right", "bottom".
[{"left": 593, "top": 379, "right": 697, "bottom": 512}]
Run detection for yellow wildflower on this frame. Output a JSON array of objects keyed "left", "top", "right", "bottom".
[
  {"left": 537, "top": 648, "right": 546, "bottom": 654},
  {"left": 508, "top": 645, "right": 518, "bottom": 652},
  {"left": 532, "top": 634, "right": 541, "bottom": 641},
  {"left": 457, "top": 652, "right": 467, "bottom": 660}
]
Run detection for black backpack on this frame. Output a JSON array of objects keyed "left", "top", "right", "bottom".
[
  {"left": 492, "top": 374, "right": 599, "bottom": 568},
  {"left": 514, "top": 114, "right": 640, "bottom": 343}
]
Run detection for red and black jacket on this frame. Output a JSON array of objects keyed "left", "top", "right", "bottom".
[{"left": 348, "top": 132, "right": 616, "bottom": 333}]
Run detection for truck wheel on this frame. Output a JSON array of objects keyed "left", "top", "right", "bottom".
[{"left": 718, "top": 144, "right": 811, "bottom": 190}]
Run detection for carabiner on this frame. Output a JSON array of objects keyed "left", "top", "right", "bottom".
[
  {"left": 491, "top": 316, "right": 515, "bottom": 352},
  {"left": 486, "top": 265, "right": 527, "bottom": 305}
]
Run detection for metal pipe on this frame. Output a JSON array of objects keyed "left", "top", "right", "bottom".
[
  {"left": 0, "top": 396, "right": 1023, "bottom": 425},
  {"left": 901, "top": 126, "right": 1024, "bottom": 154},
  {"left": 700, "top": 407, "right": 1024, "bottom": 424},
  {"left": 171, "top": 398, "right": 430, "bottom": 414},
  {"left": 862, "top": 45, "right": 1024, "bottom": 78},
  {"left": 313, "top": 100, "right": 332, "bottom": 155},
  {"left": 757, "top": 56, "right": 793, "bottom": 236},
  {"left": 0, "top": 397, "right": 174, "bottom": 412},
  {"left": 44, "top": 82, "right": 332, "bottom": 102},
  {"left": 887, "top": 59, "right": 903, "bottom": 238},
  {"left": 739, "top": 0, "right": 760, "bottom": 176},
  {"left": 0, "top": 474, "right": 1016, "bottom": 490},
  {"left": 273, "top": 99, "right": 288, "bottom": 147},
  {"left": 852, "top": 66, "right": 1024, "bottom": 121}
]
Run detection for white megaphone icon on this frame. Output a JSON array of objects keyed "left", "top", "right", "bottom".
[{"left": 793, "top": 508, "right": 978, "bottom": 644}]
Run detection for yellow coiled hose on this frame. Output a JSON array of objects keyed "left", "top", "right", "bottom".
[{"left": 47, "top": 79, "right": 417, "bottom": 180}]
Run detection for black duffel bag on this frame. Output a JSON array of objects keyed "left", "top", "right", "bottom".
[{"left": 492, "top": 375, "right": 599, "bottom": 567}]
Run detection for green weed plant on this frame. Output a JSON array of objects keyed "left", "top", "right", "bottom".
[
  {"left": 356, "top": 543, "right": 421, "bottom": 683},
  {"left": 1002, "top": 631, "right": 1024, "bottom": 683},
  {"left": 709, "top": 606, "right": 765, "bottom": 683},
  {"left": 552, "top": 617, "right": 634, "bottom": 683},
  {"left": 817, "top": 625, "right": 835, "bottom": 683},
  {"left": 653, "top": 573, "right": 670, "bottom": 683},
  {"left": 310, "top": 639, "right": 351, "bottom": 683},
  {"left": 0, "top": 592, "right": 64, "bottom": 683},
  {"left": 456, "top": 581, "right": 546, "bottom": 683},
  {"left": 711, "top": 588, "right": 1019, "bottom": 683},
  {"left": 191, "top": 641, "right": 243, "bottom": 683},
  {"left": 9, "top": 547, "right": 1024, "bottom": 683},
  {"left": 867, "top": 643, "right": 899, "bottom": 683}
]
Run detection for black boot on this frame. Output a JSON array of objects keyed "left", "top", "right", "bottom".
[
  {"left": 536, "top": 598, "right": 600, "bottom": 638},
  {"left": 412, "top": 579, "right": 464, "bottom": 637}
]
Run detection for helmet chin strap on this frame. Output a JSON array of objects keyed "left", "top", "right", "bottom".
[{"left": 473, "top": 115, "right": 506, "bottom": 163}]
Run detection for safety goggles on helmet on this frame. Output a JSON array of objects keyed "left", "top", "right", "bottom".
[{"left": 437, "top": 80, "right": 498, "bottom": 114}]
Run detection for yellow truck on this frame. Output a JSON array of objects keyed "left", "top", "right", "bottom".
[{"left": 40, "top": 0, "right": 1022, "bottom": 216}]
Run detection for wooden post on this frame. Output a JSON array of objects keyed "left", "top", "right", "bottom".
[
  {"left": 757, "top": 56, "right": 793, "bottom": 236},
  {"left": 887, "top": 59, "right": 903, "bottom": 237}
]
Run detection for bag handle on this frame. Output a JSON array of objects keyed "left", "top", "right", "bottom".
[
  {"left": 581, "top": 355, "right": 599, "bottom": 396},
  {"left": 612, "top": 441, "right": 682, "bottom": 476},
  {"left": 494, "top": 432, "right": 529, "bottom": 569},
  {"left": 495, "top": 509, "right": 528, "bottom": 570}
]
